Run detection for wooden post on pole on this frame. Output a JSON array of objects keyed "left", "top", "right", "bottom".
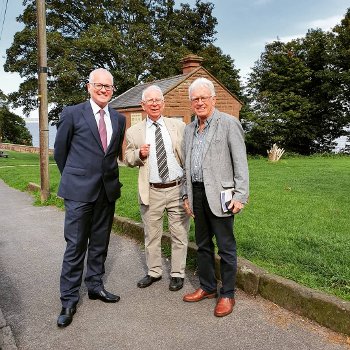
[{"left": 36, "top": 0, "right": 50, "bottom": 201}]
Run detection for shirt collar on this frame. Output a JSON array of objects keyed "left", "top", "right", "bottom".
[
  {"left": 195, "top": 111, "right": 214, "bottom": 130},
  {"left": 146, "top": 115, "right": 164, "bottom": 128},
  {"left": 90, "top": 99, "right": 109, "bottom": 116}
]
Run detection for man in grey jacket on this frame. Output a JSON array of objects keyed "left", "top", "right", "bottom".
[{"left": 182, "top": 77, "right": 249, "bottom": 317}]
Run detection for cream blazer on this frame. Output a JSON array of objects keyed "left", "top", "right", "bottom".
[{"left": 125, "top": 117, "right": 185, "bottom": 205}]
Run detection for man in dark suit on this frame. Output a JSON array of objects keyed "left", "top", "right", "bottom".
[{"left": 54, "top": 68, "right": 126, "bottom": 328}]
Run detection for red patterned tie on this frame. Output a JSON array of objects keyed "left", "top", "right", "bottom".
[{"left": 98, "top": 109, "right": 107, "bottom": 152}]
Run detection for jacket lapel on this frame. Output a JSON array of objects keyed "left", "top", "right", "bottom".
[
  {"left": 139, "top": 119, "right": 147, "bottom": 145},
  {"left": 107, "top": 107, "right": 120, "bottom": 154},
  {"left": 186, "top": 121, "right": 196, "bottom": 169},
  {"left": 202, "top": 109, "right": 220, "bottom": 160},
  {"left": 163, "top": 118, "right": 176, "bottom": 150},
  {"left": 82, "top": 101, "right": 104, "bottom": 151}
]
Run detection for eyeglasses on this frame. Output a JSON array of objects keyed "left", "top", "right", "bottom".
[
  {"left": 190, "top": 96, "right": 213, "bottom": 104},
  {"left": 90, "top": 83, "right": 115, "bottom": 92},
  {"left": 143, "top": 98, "right": 164, "bottom": 105}
]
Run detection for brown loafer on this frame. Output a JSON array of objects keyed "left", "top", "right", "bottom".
[
  {"left": 214, "top": 297, "right": 235, "bottom": 317},
  {"left": 183, "top": 288, "right": 217, "bottom": 302}
]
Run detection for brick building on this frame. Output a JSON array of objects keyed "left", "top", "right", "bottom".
[{"left": 109, "top": 54, "right": 242, "bottom": 130}]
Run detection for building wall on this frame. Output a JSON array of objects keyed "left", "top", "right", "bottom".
[
  {"left": 115, "top": 68, "right": 242, "bottom": 127},
  {"left": 164, "top": 68, "right": 242, "bottom": 124},
  {"left": 117, "top": 108, "right": 147, "bottom": 130},
  {"left": 114, "top": 69, "right": 242, "bottom": 158}
]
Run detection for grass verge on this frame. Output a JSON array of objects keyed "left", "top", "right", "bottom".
[{"left": 0, "top": 151, "right": 349, "bottom": 301}]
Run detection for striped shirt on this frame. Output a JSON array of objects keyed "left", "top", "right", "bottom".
[
  {"left": 145, "top": 116, "right": 183, "bottom": 183},
  {"left": 191, "top": 116, "right": 213, "bottom": 182}
]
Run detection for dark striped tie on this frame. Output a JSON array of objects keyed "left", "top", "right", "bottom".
[{"left": 154, "top": 122, "right": 169, "bottom": 181}]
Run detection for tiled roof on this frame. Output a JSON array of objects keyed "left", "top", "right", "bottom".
[{"left": 110, "top": 74, "right": 188, "bottom": 109}]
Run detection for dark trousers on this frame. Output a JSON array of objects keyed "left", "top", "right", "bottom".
[
  {"left": 192, "top": 183, "right": 237, "bottom": 298},
  {"left": 60, "top": 187, "right": 116, "bottom": 308}
]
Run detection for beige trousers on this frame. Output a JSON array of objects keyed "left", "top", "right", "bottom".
[{"left": 140, "top": 184, "right": 189, "bottom": 278}]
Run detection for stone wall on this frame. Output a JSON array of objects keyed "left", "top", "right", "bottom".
[{"left": 0, "top": 143, "right": 54, "bottom": 155}]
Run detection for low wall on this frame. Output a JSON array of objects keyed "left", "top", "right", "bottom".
[
  {"left": 113, "top": 215, "right": 350, "bottom": 336},
  {"left": 0, "top": 143, "right": 54, "bottom": 155}
]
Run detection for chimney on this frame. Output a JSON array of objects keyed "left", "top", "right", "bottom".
[{"left": 181, "top": 54, "right": 203, "bottom": 74}]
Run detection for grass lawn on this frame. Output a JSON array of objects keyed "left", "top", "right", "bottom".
[{"left": 0, "top": 151, "right": 349, "bottom": 301}]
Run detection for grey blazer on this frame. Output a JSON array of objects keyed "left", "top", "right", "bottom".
[{"left": 182, "top": 109, "right": 249, "bottom": 217}]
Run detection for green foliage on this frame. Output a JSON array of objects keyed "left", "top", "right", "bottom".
[
  {"left": 0, "top": 90, "right": 32, "bottom": 145},
  {"left": 244, "top": 9, "right": 350, "bottom": 155},
  {"left": 1, "top": 151, "right": 349, "bottom": 301},
  {"left": 5, "top": 0, "right": 241, "bottom": 122},
  {"left": 332, "top": 8, "right": 350, "bottom": 117}
]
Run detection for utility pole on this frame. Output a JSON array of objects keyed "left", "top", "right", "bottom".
[{"left": 36, "top": 0, "right": 50, "bottom": 201}]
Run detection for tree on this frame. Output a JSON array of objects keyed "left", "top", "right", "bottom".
[
  {"left": 332, "top": 8, "right": 350, "bottom": 117},
  {"left": 332, "top": 8, "right": 350, "bottom": 155},
  {"left": 5, "top": 0, "right": 241, "bottom": 122},
  {"left": 244, "top": 40, "right": 313, "bottom": 154},
  {"left": 244, "top": 13, "right": 350, "bottom": 155},
  {"left": 0, "top": 90, "right": 32, "bottom": 145}
]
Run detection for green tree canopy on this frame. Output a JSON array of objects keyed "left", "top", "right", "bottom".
[
  {"left": 244, "top": 8, "right": 350, "bottom": 155},
  {"left": 332, "top": 8, "right": 350, "bottom": 113},
  {"left": 5, "top": 0, "right": 241, "bottom": 122},
  {"left": 0, "top": 90, "right": 32, "bottom": 145}
]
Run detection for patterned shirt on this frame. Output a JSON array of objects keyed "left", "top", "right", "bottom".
[{"left": 190, "top": 115, "right": 213, "bottom": 182}]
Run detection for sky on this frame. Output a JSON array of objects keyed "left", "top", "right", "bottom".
[{"left": 0, "top": 0, "right": 349, "bottom": 114}]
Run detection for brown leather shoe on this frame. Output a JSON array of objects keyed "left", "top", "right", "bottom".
[
  {"left": 214, "top": 297, "right": 235, "bottom": 317},
  {"left": 183, "top": 288, "right": 217, "bottom": 302}
]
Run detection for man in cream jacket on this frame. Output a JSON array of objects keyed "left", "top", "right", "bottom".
[{"left": 125, "top": 85, "right": 189, "bottom": 292}]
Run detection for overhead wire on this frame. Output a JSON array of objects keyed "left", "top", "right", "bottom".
[{"left": 0, "top": 0, "right": 9, "bottom": 42}]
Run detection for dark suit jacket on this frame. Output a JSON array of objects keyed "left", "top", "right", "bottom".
[{"left": 54, "top": 101, "right": 126, "bottom": 203}]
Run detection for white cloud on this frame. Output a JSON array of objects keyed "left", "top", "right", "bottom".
[
  {"left": 307, "top": 15, "right": 343, "bottom": 31},
  {"left": 260, "top": 15, "right": 344, "bottom": 47}
]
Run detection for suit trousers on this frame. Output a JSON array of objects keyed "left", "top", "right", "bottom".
[
  {"left": 192, "top": 182, "right": 237, "bottom": 298},
  {"left": 140, "top": 184, "right": 189, "bottom": 278},
  {"left": 60, "top": 186, "right": 116, "bottom": 308}
]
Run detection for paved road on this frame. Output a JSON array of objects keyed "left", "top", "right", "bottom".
[{"left": 0, "top": 179, "right": 349, "bottom": 350}]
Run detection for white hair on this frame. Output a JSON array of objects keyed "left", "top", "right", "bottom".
[
  {"left": 141, "top": 85, "right": 164, "bottom": 101},
  {"left": 89, "top": 68, "right": 114, "bottom": 84},
  {"left": 188, "top": 77, "right": 216, "bottom": 100}
]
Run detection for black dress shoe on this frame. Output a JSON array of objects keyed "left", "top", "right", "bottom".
[
  {"left": 57, "top": 307, "right": 76, "bottom": 328},
  {"left": 137, "top": 275, "right": 162, "bottom": 288},
  {"left": 88, "top": 288, "right": 120, "bottom": 303},
  {"left": 169, "top": 277, "right": 184, "bottom": 291}
]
